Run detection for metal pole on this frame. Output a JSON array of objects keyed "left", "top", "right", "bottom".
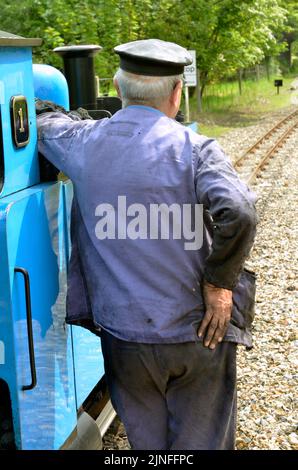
[
  {"left": 95, "top": 75, "right": 100, "bottom": 97},
  {"left": 197, "top": 69, "right": 202, "bottom": 112},
  {"left": 185, "top": 85, "right": 190, "bottom": 122}
]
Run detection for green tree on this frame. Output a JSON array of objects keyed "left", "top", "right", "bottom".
[
  {"left": 147, "top": 0, "right": 287, "bottom": 94},
  {"left": 0, "top": 0, "right": 290, "bottom": 92},
  {"left": 279, "top": 0, "right": 298, "bottom": 69}
]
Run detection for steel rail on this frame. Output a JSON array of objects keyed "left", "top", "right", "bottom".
[
  {"left": 246, "top": 120, "right": 298, "bottom": 185},
  {"left": 234, "top": 110, "right": 298, "bottom": 168}
]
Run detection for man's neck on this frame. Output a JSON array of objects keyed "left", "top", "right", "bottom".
[
  {"left": 126, "top": 104, "right": 165, "bottom": 116},
  {"left": 125, "top": 103, "right": 177, "bottom": 118}
]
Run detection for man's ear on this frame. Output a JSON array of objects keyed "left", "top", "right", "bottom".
[
  {"left": 171, "top": 80, "right": 183, "bottom": 108},
  {"left": 114, "top": 78, "right": 122, "bottom": 99}
]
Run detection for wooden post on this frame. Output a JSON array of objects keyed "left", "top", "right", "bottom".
[
  {"left": 265, "top": 56, "right": 270, "bottom": 81},
  {"left": 185, "top": 85, "right": 190, "bottom": 122}
]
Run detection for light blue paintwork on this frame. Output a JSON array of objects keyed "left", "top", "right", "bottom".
[
  {"left": 0, "top": 182, "right": 77, "bottom": 449},
  {"left": 33, "top": 64, "right": 70, "bottom": 111},
  {"left": 0, "top": 180, "right": 106, "bottom": 449},
  {"left": 0, "top": 47, "right": 39, "bottom": 197}
]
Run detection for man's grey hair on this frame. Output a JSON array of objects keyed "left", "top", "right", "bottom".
[{"left": 114, "top": 68, "right": 183, "bottom": 108}]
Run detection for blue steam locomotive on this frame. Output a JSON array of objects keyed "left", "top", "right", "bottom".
[{"left": 0, "top": 30, "right": 119, "bottom": 450}]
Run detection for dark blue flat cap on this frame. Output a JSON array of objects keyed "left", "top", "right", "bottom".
[{"left": 114, "top": 39, "right": 193, "bottom": 76}]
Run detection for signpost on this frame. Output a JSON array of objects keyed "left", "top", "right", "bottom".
[
  {"left": 184, "top": 50, "right": 197, "bottom": 122},
  {"left": 274, "top": 79, "right": 283, "bottom": 95},
  {"left": 184, "top": 50, "right": 197, "bottom": 87}
]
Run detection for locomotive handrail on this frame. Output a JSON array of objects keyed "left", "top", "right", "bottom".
[{"left": 14, "top": 267, "right": 37, "bottom": 391}]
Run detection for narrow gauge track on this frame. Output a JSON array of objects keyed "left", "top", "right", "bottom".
[{"left": 234, "top": 110, "right": 298, "bottom": 184}]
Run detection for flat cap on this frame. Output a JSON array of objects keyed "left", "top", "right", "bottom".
[{"left": 114, "top": 39, "right": 193, "bottom": 76}]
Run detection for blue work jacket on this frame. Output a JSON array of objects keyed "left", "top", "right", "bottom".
[{"left": 38, "top": 105, "right": 257, "bottom": 347}]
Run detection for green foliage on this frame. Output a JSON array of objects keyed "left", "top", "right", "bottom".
[
  {"left": 193, "top": 76, "right": 295, "bottom": 137},
  {"left": 278, "top": 0, "right": 298, "bottom": 70},
  {"left": 0, "top": 0, "right": 294, "bottom": 90},
  {"left": 200, "top": 76, "right": 293, "bottom": 113},
  {"left": 149, "top": 0, "right": 288, "bottom": 89}
]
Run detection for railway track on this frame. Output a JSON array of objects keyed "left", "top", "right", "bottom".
[{"left": 234, "top": 110, "right": 298, "bottom": 184}]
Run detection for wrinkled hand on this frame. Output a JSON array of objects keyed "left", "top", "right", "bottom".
[{"left": 198, "top": 281, "right": 233, "bottom": 350}]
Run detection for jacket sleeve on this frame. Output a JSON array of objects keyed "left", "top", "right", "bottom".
[
  {"left": 37, "top": 112, "right": 97, "bottom": 180},
  {"left": 195, "top": 138, "right": 258, "bottom": 290}
]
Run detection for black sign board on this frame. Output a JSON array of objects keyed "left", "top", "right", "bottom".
[
  {"left": 10, "top": 95, "right": 30, "bottom": 148},
  {"left": 274, "top": 79, "right": 283, "bottom": 87}
]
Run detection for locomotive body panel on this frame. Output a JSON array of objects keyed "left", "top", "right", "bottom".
[
  {"left": 0, "top": 46, "right": 39, "bottom": 198},
  {"left": 0, "top": 33, "right": 108, "bottom": 448},
  {"left": 0, "top": 182, "right": 77, "bottom": 449}
]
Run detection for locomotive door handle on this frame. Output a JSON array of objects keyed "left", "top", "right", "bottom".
[{"left": 14, "top": 267, "right": 37, "bottom": 391}]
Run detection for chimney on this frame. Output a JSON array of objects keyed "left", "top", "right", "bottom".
[{"left": 53, "top": 45, "right": 102, "bottom": 110}]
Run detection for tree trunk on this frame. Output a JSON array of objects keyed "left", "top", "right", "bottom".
[
  {"left": 255, "top": 64, "right": 260, "bottom": 81},
  {"left": 200, "top": 70, "right": 208, "bottom": 98},
  {"left": 265, "top": 56, "right": 271, "bottom": 81},
  {"left": 237, "top": 69, "right": 243, "bottom": 95},
  {"left": 280, "top": 41, "right": 292, "bottom": 69}
]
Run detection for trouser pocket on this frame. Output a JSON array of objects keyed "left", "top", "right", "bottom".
[{"left": 231, "top": 268, "right": 256, "bottom": 330}]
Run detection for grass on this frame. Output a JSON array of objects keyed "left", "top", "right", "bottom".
[
  {"left": 186, "top": 76, "right": 296, "bottom": 137},
  {"left": 197, "top": 123, "right": 233, "bottom": 138}
]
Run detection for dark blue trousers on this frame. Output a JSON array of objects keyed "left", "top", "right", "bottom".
[{"left": 100, "top": 330, "right": 237, "bottom": 450}]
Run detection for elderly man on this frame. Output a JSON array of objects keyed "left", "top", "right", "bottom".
[{"left": 37, "top": 39, "right": 257, "bottom": 450}]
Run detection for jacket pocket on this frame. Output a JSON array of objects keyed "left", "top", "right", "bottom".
[{"left": 231, "top": 268, "right": 256, "bottom": 330}]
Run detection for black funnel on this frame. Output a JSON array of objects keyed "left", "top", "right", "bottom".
[{"left": 54, "top": 45, "right": 102, "bottom": 110}]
